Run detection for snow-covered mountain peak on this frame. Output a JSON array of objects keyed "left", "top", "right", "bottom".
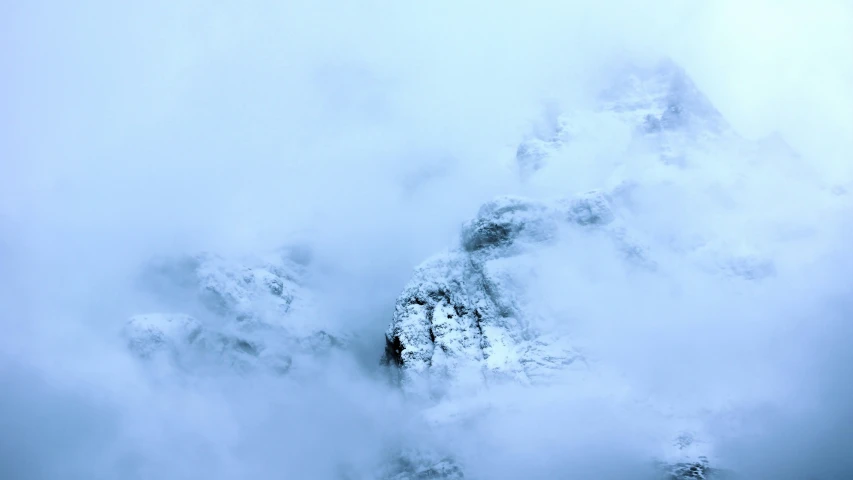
[
  {"left": 516, "top": 59, "right": 742, "bottom": 180},
  {"left": 598, "top": 59, "right": 729, "bottom": 136}
]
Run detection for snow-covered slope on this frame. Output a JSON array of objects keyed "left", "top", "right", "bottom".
[{"left": 123, "top": 248, "right": 348, "bottom": 377}]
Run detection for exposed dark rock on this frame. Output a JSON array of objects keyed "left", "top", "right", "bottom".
[{"left": 460, "top": 196, "right": 555, "bottom": 252}]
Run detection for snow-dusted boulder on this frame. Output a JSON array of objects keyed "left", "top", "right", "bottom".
[
  {"left": 140, "top": 249, "right": 309, "bottom": 324},
  {"left": 655, "top": 432, "right": 733, "bottom": 479}
]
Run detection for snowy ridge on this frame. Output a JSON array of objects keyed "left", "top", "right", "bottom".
[
  {"left": 124, "top": 248, "right": 348, "bottom": 376},
  {"left": 124, "top": 312, "right": 294, "bottom": 375}
]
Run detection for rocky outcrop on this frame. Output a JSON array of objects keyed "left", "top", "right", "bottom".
[
  {"left": 380, "top": 451, "right": 465, "bottom": 480},
  {"left": 661, "top": 459, "right": 718, "bottom": 480},
  {"left": 124, "top": 248, "right": 346, "bottom": 376},
  {"left": 138, "top": 248, "right": 310, "bottom": 324},
  {"left": 124, "top": 313, "right": 294, "bottom": 375},
  {"left": 382, "top": 194, "right": 650, "bottom": 398},
  {"left": 654, "top": 433, "right": 733, "bottom": 480}
]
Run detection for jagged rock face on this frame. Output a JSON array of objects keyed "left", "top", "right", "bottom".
[
  {"left": 383, "top": 195, "right": 626, "bottom": 398},
  {"left": 380, "top": 451, "right": 465, "bottom": 480},
  {"left": 661, "top": 460, "right": 714, "bottom": 480},
  {"left": 124, "top": 249, "right": 346, "bottom": 376},
  {"left": 139, "top": 250, "right": 308, "bottom": 324},
  {"left": 124, "top": 313, "right": 294, "bottom": 375},
  {"left": 125, "top": 313, "right": 203, "bottom": 359}
]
